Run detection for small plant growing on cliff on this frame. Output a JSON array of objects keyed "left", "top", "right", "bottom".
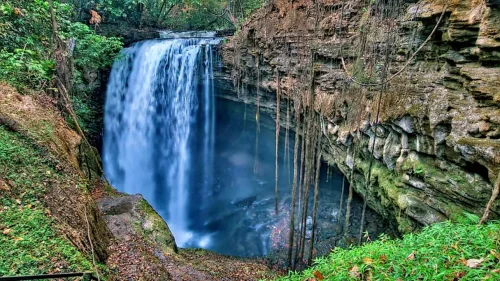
[
  {"left": 414, "top": 164, "right": 424, "bottom": 175},
  {"left": 351, "top": 59, "right": 378, "bottom": 85}
]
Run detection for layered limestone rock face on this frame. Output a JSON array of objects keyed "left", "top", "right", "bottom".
[{"left": 220, "top": 0, "right": 500, "bottom": 233}]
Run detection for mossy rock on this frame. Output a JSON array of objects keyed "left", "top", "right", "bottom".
[
  {"left": 137, "top": 198, "right": 178, "bottom": 253},
  {"left": 97, "top": 194, "right": 178, "bottom": 253}
]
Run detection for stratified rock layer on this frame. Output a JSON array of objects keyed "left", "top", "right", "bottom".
[{"left": 220, "top": 0, "right": 500, "bottom": 233}]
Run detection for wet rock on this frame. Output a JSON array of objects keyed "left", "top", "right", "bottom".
[
  {"left": 383, "top": 131, "right": 402, "bottom": 170},
  {"left": 395, "top": 116, "right": 415, "bottom": 134},
  {"left": 233, "top": 195, "right": 257, "bottom": 207},
  {"left": 320, "top": 225, "right": 340, "bottom": 240},
  {"left": 98, "top": 194, "right": 178, "bottom": 252}
]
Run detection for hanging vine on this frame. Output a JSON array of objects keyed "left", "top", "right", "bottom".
[
  {"left": 287, "top": 90, "right": 302, "bottom": 270},
  {"left": 307, "top": 134, "right": 322, "bottom": 265},
  {"left": 343, "top": 144, "right": 358, "bottom": 241},
  {"left": 335, "top": 175, "right": 346, "bottom": 234},
  {"left": 275, "top": 71, "right": 281, "bottom": 214},
  {"left": 253, "top": 52, "right": 261, "bottom": 175}
]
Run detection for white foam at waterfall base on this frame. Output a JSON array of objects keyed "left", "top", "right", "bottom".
[
  {"left": 197, "top": 234, "right": 212, "bottom": 248},
  {"left": 103, "top": 38, "right": 219, "bottom": 248}
]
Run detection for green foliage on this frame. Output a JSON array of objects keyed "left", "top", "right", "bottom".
[
  {"left": 0, "top": 208, "right": 93, "bottom": 276},
  {"left": 452, "top": 212, "right": 480, "bottom": 225},
  {"left": 0, "top": 0, "right": 64, "bottom": 89},
  {"left": 73, "top": 0, "right": 150, "bottom": 25},
  {"left": 0, "top": 49, "right": 55, "bottom": 89},
  {"left": 71, "top": 0, "right": 264, "bottom": 30},
  {"left": 0, "top": 126, "right": 53, "bottom": 205},
  {"left": 275, "top": 219, "right": 500, "bottom": 281},
  {"left": 62, "top": 22, "right": 123, "bottom": 74},
  {"left": 65, "top": 92, "right": 100, "bottom": 137},
  {"left": 0, "top": 126, "right": 94, "bottom": 276},
  {"left": 164, "top": 0, "right": 264, "bottom": 30},
  {"left": 351, "top": 59, "right": 379, "bottom": 85},
  {"left": 0, "top": 0, "right": 122, "bottom": 139},
  {"left": 414, "top": 164, "right": 424, "bottom": 175},
  {"left": 0, "top": 0, "right": 122, "bottom": 90},
  {"left": 62, "top": 22, "right": 121, "bottom": 136}
]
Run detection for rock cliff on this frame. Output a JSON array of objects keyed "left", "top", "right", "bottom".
[{"left": 220, "top": 0, "right": 500, "bottom": 233}]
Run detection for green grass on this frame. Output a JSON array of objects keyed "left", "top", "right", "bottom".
[
  {"left": 275, "top": 217, "right": 500, "bottom": 280},
  {"left": 0, "top": 208, "right": 93, "bottom": 275},
  {"left": 0, "top": 125, "right": 54, "bottom": 206},
  {"left": 0, "top": 125, "right": 94, "bottom": 276}
]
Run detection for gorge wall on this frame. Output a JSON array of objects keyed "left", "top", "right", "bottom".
[{"left": 220, "top": 0, "right": 500, "bottom": 233}]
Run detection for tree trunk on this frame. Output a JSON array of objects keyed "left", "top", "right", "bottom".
[
  {"left": 344, "top": 145, "right": 357, "bottom": 240},
  {"left": 336, "top": 175, "right": 346, "bottom": 233},
  {"left": 48, "top": 0, "right": 58, "bottom": 44},
  {"left": 275, "top": 71, "right": 281, "bottom": 214},
  {"left": 480, "top": 173, "right": 500, "bottom": 224},
  {"left": 287, "top": 97, "right": 302, "bottom": 269},
  {"left": 308, "top": 148, "right": 321, "bottom": 265}
]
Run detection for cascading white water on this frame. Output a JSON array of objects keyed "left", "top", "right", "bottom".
[{"left": 103, "top": 37, "right": 218, "bottom": 247}]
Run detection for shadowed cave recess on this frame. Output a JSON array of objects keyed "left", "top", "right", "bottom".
[{"left": 102, "top": 32, "right": 391, "bottom": 261}]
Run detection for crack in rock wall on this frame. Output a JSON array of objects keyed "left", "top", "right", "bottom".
[{"left": 218, "top": 0, "right": 500, "bottom": 233}]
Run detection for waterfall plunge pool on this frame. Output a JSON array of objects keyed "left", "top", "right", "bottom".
[{"left": 103, "top": 37, "right": 389, "bottom": 258}]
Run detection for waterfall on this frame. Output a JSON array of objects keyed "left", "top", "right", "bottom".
[{"left": 103, "top": 37, "right": 218, "bottom": 247}]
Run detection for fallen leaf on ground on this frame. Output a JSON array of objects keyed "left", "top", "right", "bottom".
[
  {"left": 313, "top": 270, "right": 324, "bottom": 280},
  {"left": 466, "top": 258, "right": 483, "bottom": 268},
  {"left": 2, "top": 229, "right": 12, "bottom": 235},
  {"left": 363, "top": 257, "right": 373, "bottom": 265},
  {"left": 406, "top": 251, "right": 416, "bottom": 261},
  {"left": 379, "top": 254, "right": 387, "bottom": 264},
  {"left": 349, "top": 265, "right": 360, "bottom": 279},
  {"left": 0, "top": 181, "right": 9, "bottom": 191},
  {"left": 365, "top": 269, "right": 373, "bottom": 281},
  {"left": 491, "top": 249, "right": 500, "bottom": 259},
  {"left": 14, "top": 8, "right": 24, "bottom": 17}
]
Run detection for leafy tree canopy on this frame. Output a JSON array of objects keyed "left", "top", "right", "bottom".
[{"left": 69, "top": 0, "right": 264, "bottom": 30}]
